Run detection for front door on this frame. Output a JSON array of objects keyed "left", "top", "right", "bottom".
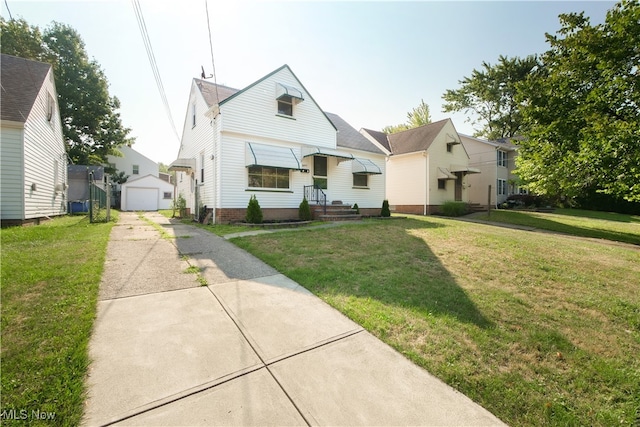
[{"left": 454, "top": 172, "right": 463, "bottom": 201}]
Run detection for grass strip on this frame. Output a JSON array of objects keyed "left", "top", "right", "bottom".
[{"left": 1, "top": 214, "right": 116, "bottom": 425}]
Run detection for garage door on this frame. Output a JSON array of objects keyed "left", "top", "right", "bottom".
[{"left": 126, "top": 187, "right": 158, "bottom": 211}]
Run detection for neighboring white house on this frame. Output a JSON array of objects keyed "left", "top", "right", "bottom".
[
  {"left": 107, "top": 145, "right": 159, "bottom": 180},
  {"left": 106, "top": 145, "right": 175, "bottom": 211},
  {"left": 170, "top": 64, "right": 385, "bottom": 223},
  {"left": 460, "top": 134, "right": 522, "bottom": 207},
  {"left": 120, "top": 174, "right": 175, "bottom": 211},
  {"left": 361, "top": 119, "right": 479, "bottom": 215},
  {"left": 1, "top": 54, "right": 67, "bottom": 226}
]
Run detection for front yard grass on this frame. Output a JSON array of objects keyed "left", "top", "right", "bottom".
[
  {"left": 231, "top": 215, "right": 640, "bottom": 426},
  {"left": 1, "top": 214, "right": 116, "bottom": 425},
  {"left": 475, "top": 208, "right": 640, "bottom": 245}
]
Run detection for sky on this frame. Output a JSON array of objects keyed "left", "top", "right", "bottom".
[{"left": 2, "top": 0, "right": 616, "bottom": 165}]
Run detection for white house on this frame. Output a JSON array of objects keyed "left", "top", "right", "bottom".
[
  {"left": 120, "top": 174, "right": 175, "bottom": 211},
  {"left": 106, "top": 145, "right": 173, "bottom": 211},
  {"left": 460, "top": 134, "right": 522, "bottom": 207},
  {"left": 1, "top": 54, "right": 67, "bottom": 226},
  {"left": 107, "top": 145, "right": 159, "bottom": 180},
  {"left": 170, "top": 64, "right": 386, "bottom": 223},
  {"left": 361, "top": 119, "right": 479, "bottom": 215}
]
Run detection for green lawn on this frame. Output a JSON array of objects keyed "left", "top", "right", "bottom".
[
  {"left": 475, "top": 209, "right": 640, "bottom": 245},
  {"left": 231, "top": 215, "right": 640, "bottom": 426},
  {"left": 1, "top": 214, "right": 116, "bottom": 425}
]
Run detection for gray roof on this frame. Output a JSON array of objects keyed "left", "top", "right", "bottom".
[
  {"left": 360, "top": 128, "right": 391, "bottom": 152},
  {"left": 387, "top": 119, "right": 450, "bottom": 155},
  {"left": 460, "top": 133, "right": 520, "bottom": 151},
  {"left": 195, "top": 79, "right": 240, "bottom": 107},
  {"left": 1, "top": 54, "right": 52, "bottom": 123},
  {"left": 325, "top": 112, "right": 384, "bottom": 155}
]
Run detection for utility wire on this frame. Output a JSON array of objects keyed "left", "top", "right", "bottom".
[
  {"left": 4, "top": 0, "right": 12, "bottom": 20},
  {"left": 204, "top": 0, "right": 220, "bottom": 105},
  {"left": 131, "top": 0, "right": 180, "bottom": 141}
]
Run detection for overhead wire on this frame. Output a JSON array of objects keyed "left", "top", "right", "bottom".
[
  {"left": 204, "top": 0, "right": 220, "bottom": 105},
  {"left": 131, "top": 0, "right": 180, "bottom": 142}
]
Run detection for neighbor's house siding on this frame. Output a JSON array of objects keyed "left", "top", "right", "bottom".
[
  {"left": 386, "top": 152, "right": 427, "bottom": 213},
  {"left": 108, "top": 145, "right": 159, "bottom": 179},
  {"left": 428, "top": 121, "right": 471, "bottom": 206},
  {"left": 0, "top": 123, "right": 25, "bottom": 220},
  {"left": 462, "top": 134, "right": 519, "bottom": 207}
]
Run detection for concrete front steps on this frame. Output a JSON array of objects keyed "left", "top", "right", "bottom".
[{"left": 312, "top": 201, "right": 362, "bottom": 221}]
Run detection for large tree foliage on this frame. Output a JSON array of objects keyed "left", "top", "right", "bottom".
[
  {"left": 442, "top": 55, "right": 538, "bottom": 139},
  {"left": 1, "top": 18, "right": 133, "bottom": 165},
  {"left": 516, "top": 0, "right": 640, "bottom": 203},
  {"left": 382, "top": 99, "right": 432, "bottom": 134}
]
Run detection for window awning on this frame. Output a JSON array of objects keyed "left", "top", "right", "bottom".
[
  {"left": 437, "top": 167, "right": 457, "bottom": 180},
  {"left": 352, "top": 158, "right": 382, "bottom": 175},
  {"left": 276, "top": 83, "right": 304, "bottom": 102},
  {"left": 301, "top": 146, "right": 354, "bottom": 162},
  {"left": 246, "top": 142, "right": 302, "bottom": 170},
  {"left": 446, "top": 134, "right": 461, "bottom": 145},
  {"left": 450, "top": 165, "right": 481, "bottom": 174},
  {"left": 168, "top": 158, "right": 196, "bottom": 172}
]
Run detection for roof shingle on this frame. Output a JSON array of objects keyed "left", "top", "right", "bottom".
[
  {"left": 387, "top": 118, "right": 450, "bottom": 155},
  {"left": 1, "top": 54, "right": 52, "bottom": 123},
  {"left": 325, "top": 112, "right": 384, "bottom": 155}
]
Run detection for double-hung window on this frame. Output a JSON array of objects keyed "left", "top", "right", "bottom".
[
  {"left": 497, "top": 179, "right": 507, "bottom": 195},
  {"left": 497, "top": 150, "right": 507, "bottom": 167}
]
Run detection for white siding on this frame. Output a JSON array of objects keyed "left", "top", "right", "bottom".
[
  {"left": 386, "top": 153, "right": 426, "bottom": 206},
  {"left": 21, "top": 68, "right": 67, "bottom": 220},
  {"left": 175, "top": 81, "right": 215, "bottom": 213},
  {"left": 220, "top": 67, "right": 336, "bottom": 149},
  {"left": 428, "top": 121, "right": 471, "bottom": 205},
  {"left": 107, "top": 146, "right": 159, "bottom": 180},
  {"left": 121, "top": 174, "right": 175, "bottom": 211},
  {"left": 323, "top": 149, "right": 385, "bottom": 208},
  {"left": 0, "top": 124, "right": 25, "bottom": 220}
]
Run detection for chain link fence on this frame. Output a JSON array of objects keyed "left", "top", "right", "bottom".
[{"left": 89, "top": 180, "right": 110, "bottom": 223}]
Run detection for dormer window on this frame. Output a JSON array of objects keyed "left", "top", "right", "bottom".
[
  {"left": 276, "top": 83, "right": 303, "bottom": 117},
  {"left": 277, "top": 97, "right": 293, "bottom": 116}
]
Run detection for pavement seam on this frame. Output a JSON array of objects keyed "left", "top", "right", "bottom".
[
  {"left": 97, "top": 365, "right": 266, "bottom": 427},
  {"left": 203, "top": 284, "right": 313, "bottom": 427}
]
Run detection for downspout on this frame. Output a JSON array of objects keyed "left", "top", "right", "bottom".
[
  {"left": 495, "top": 147, "right": 498, "bottom": 208},
  {"left": 211, "top": 114, "right": 217, "bottom": 224},
  {"left": 424, "top": 151, "right": 429, "bottom": 215}
]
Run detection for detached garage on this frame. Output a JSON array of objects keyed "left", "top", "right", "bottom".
[{"left": 121, "top": 174, "right": 174, "bottom": 211}]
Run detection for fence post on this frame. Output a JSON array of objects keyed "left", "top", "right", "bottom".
[{"left": 106, "top": 176, "right": 111, "bottom": 222}]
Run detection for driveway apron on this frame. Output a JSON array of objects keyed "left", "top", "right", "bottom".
[{"left": 83, "top": 211, "right": 505, "bottom": 426}]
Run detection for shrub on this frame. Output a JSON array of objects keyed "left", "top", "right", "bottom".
[
  {"left": 299, "top": 197, "right": 312, "bottom": 221},
  {"left": 441, "top": 201, "right": 468, "bottom": 217},
  {"left": 172, "top": 193, "right": 187, "bottom": 217},
  {"left": 246, "top": 195, "right": 263, "bottom": 224},
  {"left": 352, "top": 203, "right": 360, "bottom": 214},
  {"left": 506, "top": 194, "right": 547, "bottom": 208},
  {"left": 381, "top": 200, "right": 391, "bottom": 217}
]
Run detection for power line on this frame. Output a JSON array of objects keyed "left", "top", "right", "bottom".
[
  {"left": 4, "top": 0, "right": 12, "bottom": 20},
  {"left": 131, "top": 0, "right": 180, "bottom": 142},
  {"left": 204, "top": 0, "right": 219, "bottom": 104}
]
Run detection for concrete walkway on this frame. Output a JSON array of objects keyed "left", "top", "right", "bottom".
[{"left": 83, "top": 212, "right": 506, "bottom": 426}]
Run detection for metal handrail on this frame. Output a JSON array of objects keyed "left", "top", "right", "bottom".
[{"left": 303, "top": 185, "right": 327, "bottom": 214}]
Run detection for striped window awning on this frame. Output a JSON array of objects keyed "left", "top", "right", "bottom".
[
  {"left": 246, "top": 142, "right": 302, "bottom": 170},
  {"left": 301, "top": 146, "right": 354, "bottom": 162},
  {"left": 352, "top": 158, "right": 382, "bottom": 175},
  {"left": 450, "top": 165, "right": 481, "bottom": 174},
  {"left": 276, "top": 83, "right": 304, "bottom": 101}
]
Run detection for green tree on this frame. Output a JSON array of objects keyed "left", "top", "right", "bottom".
[
  {"left": 383, "top": 99, "right": 432, "bottom": 134},
  {"left": 246, "top": 195, "right": 263, "bottom": 224},
  {"left": 0, "top": 18, "right": 133, "bottom": 165},
  {"left": 442, "top": 55, "right": 538, "bottom": 139},
  {"left": 516, "top": 0, "right": 640, "bottom": 203}
]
